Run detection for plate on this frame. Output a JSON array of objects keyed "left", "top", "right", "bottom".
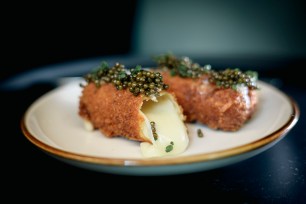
[{"left": 21, "top": 80, "right": 299, "bottom": 176}]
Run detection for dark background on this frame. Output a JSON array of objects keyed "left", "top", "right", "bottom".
[
  {"left": 2, "top": 0, "right": 306, "bottom": 86},
  {"left": 1, "top": 1, "right": 306, "bottom": 203},
  {"left": 1, "top": 1, "right": 137, "bottom": 82}
]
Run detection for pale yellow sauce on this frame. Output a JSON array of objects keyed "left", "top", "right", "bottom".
[{"left": 140, "top": 93, "right": 189, "bottom": 157}]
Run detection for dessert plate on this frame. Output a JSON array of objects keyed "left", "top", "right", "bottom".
[{"left": 21, "top": 80, "right": 299, "bottom": 176}]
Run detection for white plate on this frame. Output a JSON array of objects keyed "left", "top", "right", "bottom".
[{"left": 21, "top": 80, "right": 299, "bottom": 176}]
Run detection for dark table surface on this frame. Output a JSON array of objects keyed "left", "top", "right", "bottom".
[{"left": 1, "top": 55, "right": 305, "bottom": 203}]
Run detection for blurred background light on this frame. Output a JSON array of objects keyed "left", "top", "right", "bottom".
[{"left": 132, "top": 0, "right": 306, "bottom": 58}]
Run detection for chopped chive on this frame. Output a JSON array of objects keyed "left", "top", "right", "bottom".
[
  {"left": 165, "top": 144, "right": 173, "bottom": 153},
  {"left": 165, "top": 141, "right": 174, "bottom": 153}
]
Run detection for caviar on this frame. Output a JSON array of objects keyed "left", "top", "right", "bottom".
[
  {"left": 150, "top": 121, "right": 158, "bottom": 141},
  {"left": 197, "top": 129, "right": 204, "bottom": 138},
  {"left": 83, "top": 62, "right": 169, "bottom": 97},
  {"left": 154, "top": 53, "right": 211, "bottom": 78},
  {"left": 209, "top": 69, "right": 258, "bottom": 90},
  {"left": 154, "top": 53, "right": 258, "bottom": 90}
]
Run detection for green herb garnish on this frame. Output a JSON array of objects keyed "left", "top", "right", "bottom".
[{"left": 165, "top": 141, "right": 174, "bottom": 153}]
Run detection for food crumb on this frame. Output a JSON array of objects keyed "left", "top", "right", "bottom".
[{"left": 197, "top": 129, "right": 204, "bottom": 138}]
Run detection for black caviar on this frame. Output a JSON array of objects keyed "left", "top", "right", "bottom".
[
  {"left": 83, "top": 62, "right": 169, "bottom": 97},
  {"left": 154, "top": 53, "right": 211, "bottom": 78},
  {"left": 197, "top": 129, "right": 204, "bottom": 138},
  {"left": 154, "top": 53, "right": 258, "bottom": 90},
  {"left": 150, "top": 121, "right": 158, "bottom": 141},
  {"left": 209, "top": 69, "right": 258, "bottom": 90}
]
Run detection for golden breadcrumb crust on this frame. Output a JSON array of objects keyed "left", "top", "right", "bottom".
[
  {"left": 162, "top": 72, "right": 258, "bottom": 131},
  {"left": 79, "top": 83, "right": 150, "bottom": 142}
]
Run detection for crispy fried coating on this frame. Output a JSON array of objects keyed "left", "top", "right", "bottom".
[
  {"left": 162, "top": 72, "right": 258, "bottom": 131},
  {"left": 79, "top": 83, "right": 150, "bottom": 142}
]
